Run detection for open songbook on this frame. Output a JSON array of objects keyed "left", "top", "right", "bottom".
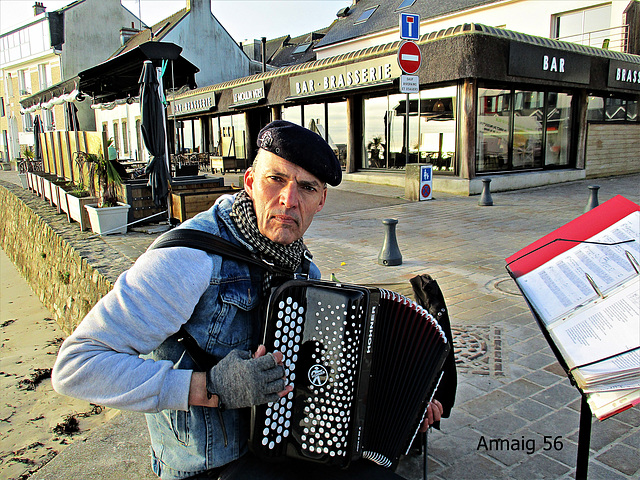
[{"left": 506, "top": 196, "right": 640, "bottom": 420}]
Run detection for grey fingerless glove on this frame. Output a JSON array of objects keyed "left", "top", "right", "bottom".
[{"left": 206, "top": 349, "right": 285, "bottom": 409}]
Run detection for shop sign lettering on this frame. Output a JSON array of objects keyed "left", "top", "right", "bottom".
[
  {"left": 543, "top": 55, "right": 564, "bottom": 73},
  {"left": 608, "top": 60, "right": 640, "bottom": 90},
  {"left": 290, "top": 56, "right": 401, "bottom": 98},
  {"left": 508, "top": 43, "right": 590, "bottom": 84},
  {"left": 232, "top": 81, "right": 266, "bottom": 105},
  {"left": 172, "top": 92, "right": 216, "bottom": 115}
]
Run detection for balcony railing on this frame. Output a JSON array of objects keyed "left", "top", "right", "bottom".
[{"left": 556, "top": 25, "right": 629, "bottom": 53}]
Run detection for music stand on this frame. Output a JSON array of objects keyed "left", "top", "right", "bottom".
[{"left": 505, "top": 269, "right": 593, "bottom": 479}]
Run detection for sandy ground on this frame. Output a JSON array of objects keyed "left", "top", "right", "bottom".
[{"left": 0, "top": 248, "right": 113, "bottom": 480}]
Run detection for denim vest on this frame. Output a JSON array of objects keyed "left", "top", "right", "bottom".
[{"left": 145, "top": 195, "right": 320, "bottom": 480}]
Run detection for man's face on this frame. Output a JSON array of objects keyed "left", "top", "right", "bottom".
[{"left": 244, "top": 150, "right": 327, "bottom": 245}]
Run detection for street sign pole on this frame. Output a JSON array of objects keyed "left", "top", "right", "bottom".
[
  {"left": 398, "top": 13, "right": 420, "bottom": 168},
  {"left": 406, "top": 93, "right": 409, "bottom": 166}
]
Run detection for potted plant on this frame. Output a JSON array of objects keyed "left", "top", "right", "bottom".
[
  {"left": 17, "top": 150, "right": 30, "bottom": 188},
  {"left": 57, "top": 180, "right": 96, "bottom": 231},
  {"left": 75, "top": 145, "right": 130, "bottom": 235},
  {"left": 367, "top": 136, "right": 385, "bottom": 168}
]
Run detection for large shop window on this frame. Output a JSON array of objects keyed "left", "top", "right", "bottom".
[
  {"left": 477, "top": 87, "right": 573, "bottom": 173},
  {"left": 283, "top": 101, "right": 347, "bottom": 168},
  {"left": 587, "top": 96, "right": 639, "bottom": 123},
  {"left": 364, "top": 87, "right": 456, "bottom": 172},
  {"left": 211, "top": 114, "right": 247, "bottom": 160}
]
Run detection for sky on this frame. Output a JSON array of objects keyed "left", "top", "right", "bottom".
[{"left": 1, "top": 0, "right": 352, "bottom": 43}]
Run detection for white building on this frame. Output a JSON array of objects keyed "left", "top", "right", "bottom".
[{"left": 0, "top": 0, "right": 143, "bottom": 162}]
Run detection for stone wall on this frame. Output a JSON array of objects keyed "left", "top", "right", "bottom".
[
  {"left": 585, "top": 123, "right": 640, "bottom": 179},
  {"left": 0, "top": 181, "right": 132, "bottom": 335}
]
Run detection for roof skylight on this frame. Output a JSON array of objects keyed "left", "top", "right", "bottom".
[
  {"left": 292, "top": 43, "right": 311, "bottom": 54},
  {"left": 397, "top": 0, "right": 416, "bottom": 9},
  {"left": 354, "top": 6, "right": 378, "bottom": 24}
]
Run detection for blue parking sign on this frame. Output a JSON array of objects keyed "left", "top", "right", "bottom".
[
  {"left": 421, "top": 165, "right": 431, "bottom": 182},
  {"left": 400, "top": 13, "right": 420, "bottom": 40}
]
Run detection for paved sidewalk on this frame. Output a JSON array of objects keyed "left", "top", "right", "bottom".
[{"left": 2, "top": 170, "right": 639, "bottom": 479}]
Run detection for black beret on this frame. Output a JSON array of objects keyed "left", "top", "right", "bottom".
[{"left": 256, "top": 120, "right": 342, "bottom": 186}]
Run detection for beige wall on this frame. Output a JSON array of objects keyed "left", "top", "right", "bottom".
[{"left": 585, "top": 123, "right": 640, "bottom": 178}]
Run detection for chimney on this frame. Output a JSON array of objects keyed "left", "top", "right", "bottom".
[
  {"left": 261, "top": 37, "right": 267, "bottom": 73},
  {"left": 120, "top": 27, "right": 140, "bottom": 46},
  {"left": 33, "top": 2, "right": 46, "bottom": 15}
]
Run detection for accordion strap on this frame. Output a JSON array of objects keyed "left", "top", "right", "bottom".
[
  {"left": 149, "top": 228, "right": 296, "bottom": 277},
  {"left": 147, "top": 227, "right": 305, "bottom": 372}
]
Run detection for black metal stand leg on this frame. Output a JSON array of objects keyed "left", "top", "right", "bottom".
[
  {"left": 576, "top": 395, "right": 592, "bottom": 480},
  {"left": 422, "top": 430, "right": 428, "bottom": 480}
]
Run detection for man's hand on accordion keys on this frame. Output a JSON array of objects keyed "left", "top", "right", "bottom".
[
  {"left": 201, "top": 345, "right": 292, "bottom": 410},
  {"left": 419, "top": 399, "right": 444, "bottom": 432}
]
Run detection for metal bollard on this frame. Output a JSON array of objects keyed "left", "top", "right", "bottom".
[
  {"left": 478, "top": 178, "right": 493, "bottom": 206},
  {"left": 378, "top": 218, "right": 402, "bottom": 266},
  {"left": 584, "top": 185, "right": 600, "bottom": 212}
]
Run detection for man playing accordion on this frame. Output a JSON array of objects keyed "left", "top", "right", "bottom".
[{"left": 52, "top": 120, "right": 445, "bottom": 479}]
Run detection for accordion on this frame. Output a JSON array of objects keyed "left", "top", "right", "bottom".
[{"left": 249, "top": 279, "right": 450, "bottom": 468}]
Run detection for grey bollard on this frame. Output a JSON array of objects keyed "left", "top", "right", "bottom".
[
  {"left": 584, "top": 185, "right": 600, "bottom": 212},
  {"left": 378, "top": 218, "right": 402, "bottom": 266},
  {"left": 478, "top": 178, "right": 493, "bottom": 206}
]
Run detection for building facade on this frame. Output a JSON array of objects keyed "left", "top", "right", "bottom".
[
  {"left": 87, "top": 0, "right": 256, "bottom": 163},
  {"left": 0, "top": 0, "right": 143, "bottom": 163},
  {"left": 168, "top": 0, "right": 639, "bottom": 193}
]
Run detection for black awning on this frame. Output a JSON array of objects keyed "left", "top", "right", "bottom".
[
  {"left": 79, "top": 41, "right": 199, "bottom": 102},
  {"left": 21, "top": 41, "right": 199, "bottom": 108},
  {"left": 20, "top": 76, "right": 81, "bottom": 109}
]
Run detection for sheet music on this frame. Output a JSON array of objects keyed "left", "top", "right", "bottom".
[
  {"left": 549, "top": 275, "right": 639, "bottom": 369},
  {"left": 516, "top": 211, "right": 640, "bottom": 324}
]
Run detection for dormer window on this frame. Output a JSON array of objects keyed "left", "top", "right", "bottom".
[
  {"left": 354, "top": 6, "right": 378, "bottom": 24},
  {"left": 397, "top": 0, "right": 416, "bottom": 10},
  {"left": 293, "top": 43, "right": 311, "bottom": 54}
]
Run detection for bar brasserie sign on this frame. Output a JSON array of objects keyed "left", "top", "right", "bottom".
[
  {"left": 289, "top": 55, "right": 401, "bottom": 98},
  {"left": 172, "top": 91, "right": 216, "bottom": 115},
  {"left": 608, "top": 60, "right": 640, "bottom": 91}
]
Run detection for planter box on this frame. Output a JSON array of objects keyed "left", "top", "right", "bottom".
[
  {"left": 85, "top": 203, "right": 131, "bottom": 235},
  {"left": 26, "top": 171, "right": 36, "bottom": 191},
  {"left": 169, "top": 186, "right": 239, "bottom": 223},
  {"left": 59, "top": 189, "right": 98, "bottom": 231},
  {"left": 42, "top": 177, "right": 54, "bottom": 203},
  {"left": 18, "top": 173, "right": 28, "bottom": 189}
]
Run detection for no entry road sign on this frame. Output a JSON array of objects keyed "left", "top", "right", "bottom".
[{"left": 397, "top": 41, "right": 421, "bottom": 75}]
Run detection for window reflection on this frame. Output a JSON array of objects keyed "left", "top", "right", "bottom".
[
  {"left": 513, "top": 90, "right": 543, "bottom": 169},
  {"left": 418, "top": 86, "right": 456, "bottom": 172},
  {"left": 546, "top": 92, "right": 571, "bottom": 167},
  {"left": 327, "top": 102, "right": 347, "bottom": 168},
  {"left": 477, "top": 87, "right": 574, "bottom": 172},
  {"left": 477, "top": 88, "right": 510, "bottom": 172},
  {"left": 282, "top": 105, "right": 302, "bottom": 126},
  {"left": 364, "top": 88, "right": 456, "bottom": 172}
]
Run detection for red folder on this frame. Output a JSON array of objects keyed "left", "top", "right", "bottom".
[{"left": 506, "top": 195, "right": 640, "bottom": 278}]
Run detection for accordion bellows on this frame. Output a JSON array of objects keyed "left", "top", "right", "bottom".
[{"left": 250, "top": 279, "right": 450, "bottom": 468}]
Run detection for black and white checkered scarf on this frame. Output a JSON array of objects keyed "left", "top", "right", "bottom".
[{"left": 230, "top": 190, "right": 307, "bottom": 274}]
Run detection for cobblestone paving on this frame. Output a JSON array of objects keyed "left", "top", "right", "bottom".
[{"left": 2, "top": 170, "right": 639, "bottom": 480}]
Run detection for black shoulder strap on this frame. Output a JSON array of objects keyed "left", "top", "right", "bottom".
[{"left": 149, "top": 228, "right": 294, "bottom": 276}]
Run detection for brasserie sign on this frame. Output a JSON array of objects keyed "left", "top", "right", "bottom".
[
  {"left": 172, "top": 91, "right": 216, "bottom": 116},
  {"left": 608, "top": 60, "right": 640, "bottom": 91},
  {"left": 289, "top": 55, "right": 401, "bottom": 98}
]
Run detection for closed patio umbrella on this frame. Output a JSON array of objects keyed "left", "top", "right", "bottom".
[
  {"left": 139, "top": 60, "right": 170, "bottom": 207},
  {"left": 33, "top": 114, "right": 43, "bottom": 163}
]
